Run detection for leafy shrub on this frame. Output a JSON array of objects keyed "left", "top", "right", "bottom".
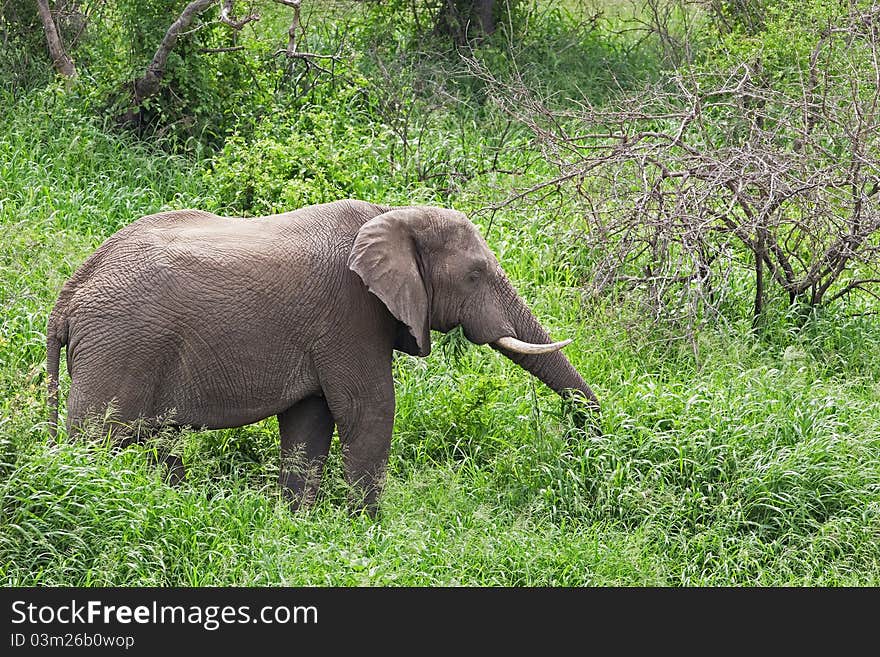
[
  {"left": 0, "top": 0, "right": 54, "bottom": 90},
  {"left": 202, "top": 80, "right": 406, "bottom": 215}
]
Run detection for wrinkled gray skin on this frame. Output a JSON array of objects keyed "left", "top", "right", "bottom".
[{"left": 47, "top": 199, "right": 599, "bottom": 515}]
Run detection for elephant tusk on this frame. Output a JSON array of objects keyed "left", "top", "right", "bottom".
[{"left": 494, "top": 336, "right": 573, "bottom": 354}]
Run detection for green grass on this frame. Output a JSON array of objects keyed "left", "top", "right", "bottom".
[
  {"left": 2, "top": 2, "right": 880, "bottom": 586},
  {"left": 4, "top": 300, "right": 879, "bottom": 584}
]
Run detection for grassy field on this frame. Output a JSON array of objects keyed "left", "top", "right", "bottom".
[{"left": 1, "top": 1, "right": 879, "bottom": 586}]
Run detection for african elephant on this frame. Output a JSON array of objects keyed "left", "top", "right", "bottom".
[{"left": 46, "top": 199, "right": 599, "bottom": 515}]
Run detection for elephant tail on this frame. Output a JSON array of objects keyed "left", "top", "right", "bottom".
[{"left": 46, "top": 308, "right": 68, "bottom": 441}]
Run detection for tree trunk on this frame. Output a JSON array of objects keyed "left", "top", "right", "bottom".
[
  {"left": 752, "top": 244, "right": 764, "bottom": 329},
  {"left": 35, "top": 0, "right": 77, "bottom": 78},
  {"left": 435, "top": 0, "right": 497, "bottom": 44},
  {"left": 473, "top": 0, "right": 495, "bottom": 35}
]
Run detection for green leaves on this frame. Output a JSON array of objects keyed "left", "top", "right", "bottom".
[{"left": 203, "top": 96, "right": 400, "bottom": 216}]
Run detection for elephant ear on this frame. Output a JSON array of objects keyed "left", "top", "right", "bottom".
[{"left": 348, "top": 208, "right": 431, "bottom": 357}]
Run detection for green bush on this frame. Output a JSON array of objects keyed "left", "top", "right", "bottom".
[
  {"left": 202, "top": 81, "right": 404, "bottom": 215},
  {"left": 0, "top": 0, "right": 54, "bottom": 91}
]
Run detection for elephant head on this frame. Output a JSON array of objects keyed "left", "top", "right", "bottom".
[{"left": 348, "top": 206, "right": 600, "bottom": 422}]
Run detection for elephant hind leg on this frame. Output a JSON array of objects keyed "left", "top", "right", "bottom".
[
  {"left": 278, "top": 395, "right": 336, "bottom": 511},
  {"left": 104, "top": 418, "right": 187, "bottom": 487},
  {"left": 66, "top": 391, "right": 185, "bottom": 485},
  {"left": 146, "top": 449, "right": 186, "bottom": 485},
  {"left": 162, "top": 453, "right": 186, "bottom": 485}
]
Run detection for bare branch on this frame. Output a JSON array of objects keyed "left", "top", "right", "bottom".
[
  {"left": 220, "top": 0, "right": 259, "bottom": 29},
  {"left": 277, "top": 0, "right": 302, "bottom": 57},
  {"left": 272, "top": 50, "right": 340, "bottom": 61},
  {"left": 199, "top": 45, "right": 246, "bottom": 53},
  {"left": 464, "top": 5, "right": 880, "bottom": 325},
  {"left": 827, "top": 278, "right": 880, "bottom": 304}
]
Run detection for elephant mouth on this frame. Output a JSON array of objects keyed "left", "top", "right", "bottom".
[{"left": 493, "top": 336, "right": 573, "bottom": 355}]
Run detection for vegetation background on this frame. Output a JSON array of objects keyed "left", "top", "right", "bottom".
[{"left": 1, "top": 0, "right": 879, "bottom": 585}]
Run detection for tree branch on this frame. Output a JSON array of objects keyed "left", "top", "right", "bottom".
[
  {"left": 132, "top": 0, "right": 217, "bottom": 105},
  {"left": 827, "top": 278, "right": 880, "bottom": 305},
  {"left": 220, "top": 0, "right": 259, "bottom": 29},
  {"left": 36, "top": 0, "right": 77, "bottom": 78},
  {"left": 280, "top": 0, "right": 302, "bottom": 57}
]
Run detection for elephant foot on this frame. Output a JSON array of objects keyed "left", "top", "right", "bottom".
[
  {"left": 347, "top": 500, "right": 380, "bottom": 520},
  {"left": 281, "top": 484, "right": 316, "bottom": 513}
]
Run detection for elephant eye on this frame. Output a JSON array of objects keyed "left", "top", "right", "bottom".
[{"left": 467, "top": 270, "right": 481, "bottom": 284}]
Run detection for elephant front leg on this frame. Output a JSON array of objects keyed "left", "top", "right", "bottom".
[
  {"left": 315, "top": 336, "right": 396, "bottom": 517},
  {"left": 322, "top": 383, "right": 395, "bottom": 518},
  {"left": 278, "top": 395, "right": 336, "bottom": 511},
  {"left": 337, "top": 401, "right": 395, "bottom": 517}
]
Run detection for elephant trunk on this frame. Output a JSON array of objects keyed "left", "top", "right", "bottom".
[{"left": 491, "top": 279, "right": 599, "bottom": 414}]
